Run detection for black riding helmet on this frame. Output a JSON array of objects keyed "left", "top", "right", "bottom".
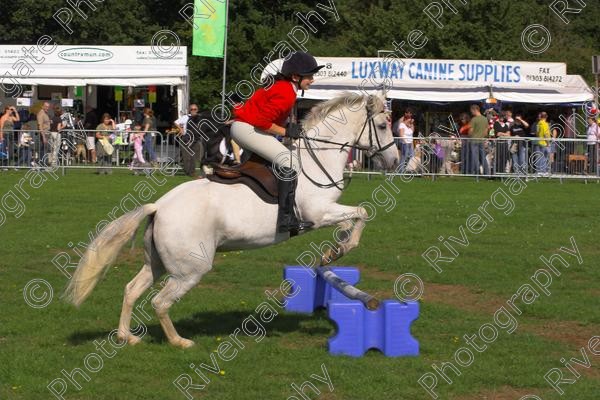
[{"left": 281, "top": 52, "right": 325, "bottom": 78}]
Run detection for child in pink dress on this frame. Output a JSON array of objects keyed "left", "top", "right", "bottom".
[{"left": 129, "top": 124, "right": 146, "bottom": 170}]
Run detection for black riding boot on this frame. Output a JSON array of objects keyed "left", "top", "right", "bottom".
[{"left": 277, "top": 167, "right": 313, "bottom": 235}]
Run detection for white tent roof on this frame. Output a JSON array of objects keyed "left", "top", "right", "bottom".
[
  {"left": 12, "top": 74, "right": 186, "bottom": 87},
  {"left": 265, "top": 57, "right": 593, "bottom": 104},
  {"left": 0, "top": 45, "right": 188, "bottom": 87},
  {"left": 303, "top": 75, "right": 592, "bottom": 103},
  {"left": 493, "top": 75, "right": 593, "bottom": 104},
  {"left": 303, "top": 87, "right": 489, "bottom": 102}
]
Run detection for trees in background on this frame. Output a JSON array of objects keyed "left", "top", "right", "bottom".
[{"left": 1, "top": 0, "right": 598, "bottom": 106}]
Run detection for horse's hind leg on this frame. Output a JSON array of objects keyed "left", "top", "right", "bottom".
[
  {"left": 117, "top": 219, "right": 164, "bottom": 345},
  {"left": 151, "top": 268, "right": 207, "bottom": 349},
  {"left": 117, "top": 264, "right": 155, "bottom": 345}
]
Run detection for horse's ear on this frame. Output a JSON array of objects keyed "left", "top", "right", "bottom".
[
  {"left": 366, "top": 93, "right": 385, "bottom": 115},
  {"left": 380, "top": 88, "right": 388, "bottom": 100},
  {"left": 366, "top": 94, "right": 376, "bottom": 116}
]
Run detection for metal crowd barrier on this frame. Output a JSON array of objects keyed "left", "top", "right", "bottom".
[
  {"left": 348, "top": 136, "right": 600, "bottom": 180},
  {"left": 0, "top": 129, "right": 181, "bottom": 172},
  {"left": 1, "top": 129, "right": 597, "bottom": 181}
]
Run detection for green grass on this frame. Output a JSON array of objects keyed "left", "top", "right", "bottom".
[{"left": 1, "top": 170, "right": 599, "bottom": 399}]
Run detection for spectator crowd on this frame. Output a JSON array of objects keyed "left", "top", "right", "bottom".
[
  {"left": 1, "top": 101, "right": 598, "bottom": 178},
  {"left": 391, "top": 104, "right": 600, "bottom": 177}
]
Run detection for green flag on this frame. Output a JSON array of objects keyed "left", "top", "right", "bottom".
[{"left": 192, "top": 0, "right": 227, "bottom": 58}]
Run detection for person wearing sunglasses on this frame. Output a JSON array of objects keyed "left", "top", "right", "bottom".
[{"left": 175, "top": 104, "right": 203, "bottom": 177}]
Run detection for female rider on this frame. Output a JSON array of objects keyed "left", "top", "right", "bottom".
[{"left": 231, "top": 52, "right": 324, "bottom": 235}]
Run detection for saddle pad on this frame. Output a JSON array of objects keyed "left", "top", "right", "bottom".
[{"left": 205, "top": 174, "right": 278, "bottom": 204}]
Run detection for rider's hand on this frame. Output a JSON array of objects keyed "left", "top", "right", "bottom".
[{"left": 285, "top": 123, "right": 302, "bottom": 139}]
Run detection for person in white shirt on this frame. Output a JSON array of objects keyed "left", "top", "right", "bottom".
[
  {"left": 175, "top": 104, "right": 203, "bottom": 176},
  {"left": 504, "top": 109, "right": 514, "bottom": 127},
  {"left": 398, "top": 112, "right": 415, "bottom": 171},
  {"left": 175, "top": 104, "right": 198, "bottom": 137},
  {"left": 586, "top": 116, "right": 599, "bottom": 174}
]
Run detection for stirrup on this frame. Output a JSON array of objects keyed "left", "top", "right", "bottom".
[
  {"left": 290, "top": 220, "right": 314, "bottom": 235},
  {"left": 280, "top": 219, "right": 314, "bottom": 235}
]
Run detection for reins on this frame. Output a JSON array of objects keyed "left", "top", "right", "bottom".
[{"left": 296, "top": 104, "right": 395, "bottom": 191}]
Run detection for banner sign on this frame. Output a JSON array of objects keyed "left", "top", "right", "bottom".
[
  {"left": 0, "top": 45, "right": 187, "bottom": 66},
  {"left": 269, "top": 58, "right": 567, "bottom": 88}
]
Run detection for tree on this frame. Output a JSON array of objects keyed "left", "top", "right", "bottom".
[{"left": 1, "top": 0, "right": 598, "bottom": 103}]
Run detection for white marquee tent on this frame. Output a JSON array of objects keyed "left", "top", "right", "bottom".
[
  {"left": 265, "top": 57, "right": 594, "bottom": 104},
  {"left": 0, "top": 45, "right": 189, "bottom": 114}
]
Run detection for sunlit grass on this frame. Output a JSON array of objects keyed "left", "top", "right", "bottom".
[{"left": 1, "top": 171, "right": 598, "bottom": 399}]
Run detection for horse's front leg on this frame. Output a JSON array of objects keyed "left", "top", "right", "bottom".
[{"left": 311, "top": 204, "right": 369, "bottom": 266}]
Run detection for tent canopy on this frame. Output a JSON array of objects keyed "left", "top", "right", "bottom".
[
  {"left": 0, "top": 45, "right": 188, "bottom": 87},
  {"left": 0, "top": 45, "right": 189, "bottom": 115},
  {"left": 264, "top": 57, "right": 593, "bottom": 104}
]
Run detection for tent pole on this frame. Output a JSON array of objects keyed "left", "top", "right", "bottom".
[
  {"left": 220, "top": 0, "right": 230, "bottom": 120},
  {"left": 595, "top": 74, "right": 600, "bottom": 112}
]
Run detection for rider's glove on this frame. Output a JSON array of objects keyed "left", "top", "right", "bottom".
[{"left": 285, "top": 123, "right": 302, "bottom": 139}]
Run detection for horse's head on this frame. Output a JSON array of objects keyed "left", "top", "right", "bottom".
[
  {"left": 355, "top": 94, "right": 398, "bottom": 171},
  {"left": 302, "top": 93, "right": 399, "bottom": 173}
]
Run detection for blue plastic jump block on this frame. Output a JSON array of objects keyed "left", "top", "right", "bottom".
[
  {"left": 283, "top": 266, "right": 360, "bottom": 313},
  {"left": 328, "top": 300, "right": 419, "bottom": 357}
]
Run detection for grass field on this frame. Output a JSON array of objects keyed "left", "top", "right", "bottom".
[{"left": 1, "top": 169, "right": 599, "bottom": 400}]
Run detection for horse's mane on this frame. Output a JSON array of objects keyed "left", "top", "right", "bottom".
[{"left": 302, "top": 92, "right": 384, "bottom": 129}]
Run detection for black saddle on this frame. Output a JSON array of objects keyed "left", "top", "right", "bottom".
[{"left": 205, "top": 153, "right": 278, "bottom": 204}]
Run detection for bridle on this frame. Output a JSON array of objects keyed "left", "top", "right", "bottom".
[{"left": 297, "top": 104, "right": 396, "bottom": 191}]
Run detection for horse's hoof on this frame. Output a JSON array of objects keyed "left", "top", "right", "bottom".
[
  {"left": 173, "top": 338, "right": 195, "bottom": 349},
  {"left": 321, "top": 247, "right": 341, "bottom": 266},
  {"left": 127, "top": 335, "right": 142, "bottom": 345},
  {"left": 116, "top": 333, "right": 142, "bottom": 346}
]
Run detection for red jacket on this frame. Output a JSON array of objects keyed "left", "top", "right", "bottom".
[{"left": 234, "top": 80, "right": 297, "bottom": 131}]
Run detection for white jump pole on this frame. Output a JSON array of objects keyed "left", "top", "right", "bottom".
[{"left": 315, "top": 266, "right": 380, "bottom": 310}]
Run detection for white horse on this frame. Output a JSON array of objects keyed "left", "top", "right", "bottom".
[{"left": 65, "top": 93, "right": 398, "bottom": 348}]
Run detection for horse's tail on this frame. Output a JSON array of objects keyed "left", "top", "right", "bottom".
[{"left": 64, "top": 204, "right": 158, "bottom": 307}]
